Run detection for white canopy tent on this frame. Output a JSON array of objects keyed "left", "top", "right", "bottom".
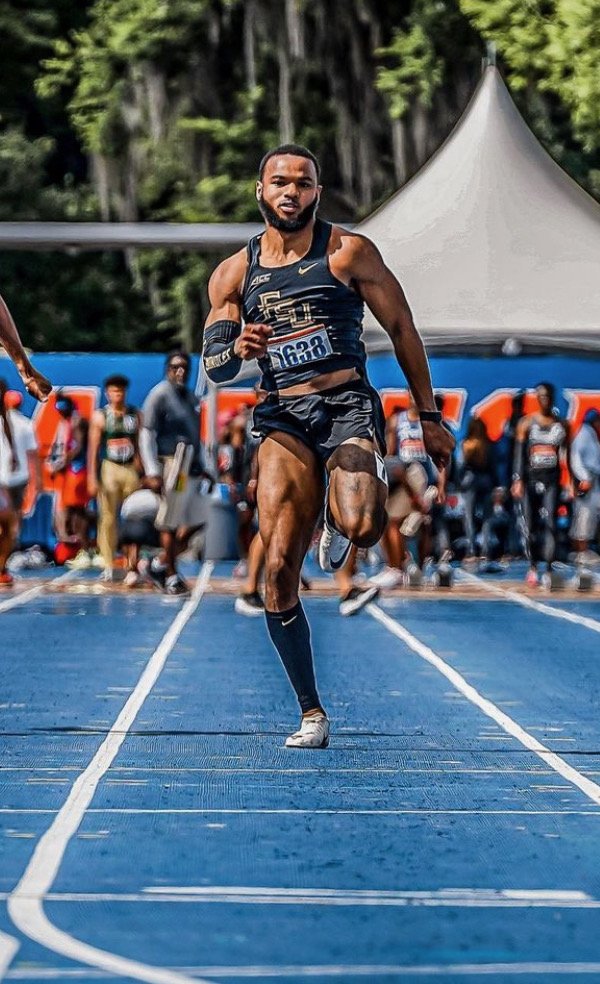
[
  {"left": 1, "top": 65, "right": 598, "bottom": 357},
  {"left": 358, "top": 66, "right": 600, "bottom": 353}
]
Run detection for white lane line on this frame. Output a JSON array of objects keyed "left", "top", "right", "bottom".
[
  {"left": 367, "top": 603, "right": 600, "bottom": 807},
  {"left": 2, "top": 808, "right": 600, "bottom": 816},
  {"left": 0, "top": 569, "right": 82, "bottom": 975},
  {"left": 0, "top": 935, "right": 19, "bottom": 981},
  {"left": 2, "top": 886, "right": 592, "bottom": 909},
  {"left": 5, "top": 562, "right": 215, "bottom": 984},
  {"left": 9, "top": 961, "right": 600, "bottom": 978},
  {"left": 0, "top": 570, "right": 79, "bottom": 614},
  {"left": 457, "top": 569, "right": 600, "bottom": 634}
]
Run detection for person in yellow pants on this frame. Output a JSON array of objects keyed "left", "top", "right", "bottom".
[{"left": 87, "top": 375, "right": 142, "bottom": 584}]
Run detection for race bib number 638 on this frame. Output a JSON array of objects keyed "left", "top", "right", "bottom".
[{"left": 268, "top": 326, "right": 333, "bottom": 371}]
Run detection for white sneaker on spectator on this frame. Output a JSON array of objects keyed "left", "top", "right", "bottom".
[
  {"left": 66, "top": 549, "right": 92, "bottom": 570},
  {"left": 575, "top": 550, "right": 600, "bottom": 567},
  {"left": 123, "top": 570, "right": 140, "bottom": 588},
  {"left": 285, "top": 713, "right": 330, "bottom": 748},
  {"left": 89, "top": 552, "right": 105, "bottom": 570},
  {"left": 98, "top": 568, "right": 113, "bottom": 582},
  {"left": 369, "top": 566, "right": 404, "bottom": 589}
]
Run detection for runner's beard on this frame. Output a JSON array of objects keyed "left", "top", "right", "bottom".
[{"left": 258, "top": 194, "right": 319, "bottom": 232}]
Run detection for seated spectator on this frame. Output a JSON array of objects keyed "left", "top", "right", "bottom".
[{"left": 87, "top": 374, "right": 142, "bottom": 582}]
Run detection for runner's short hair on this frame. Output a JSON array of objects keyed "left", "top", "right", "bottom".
[
  {"left": 259, "top": 144, "right": 320, "bottom": 181},
  {"left": 104, "top": 374, "right": 129, "bottom": 389}
]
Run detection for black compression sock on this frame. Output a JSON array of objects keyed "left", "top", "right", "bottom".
[{"left": 265, "top": 602, "right": 322, "bottom": 713}]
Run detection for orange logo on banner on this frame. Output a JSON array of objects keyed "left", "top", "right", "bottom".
[
  {"left": 379, "top": 389, "right": 467, "bottom": 429},
  {"left": 200, "top": 389, "right": 257, "bottom": 443},
  {"left": 22, "top": 387, "right": 98, "bottom": 516},
  {"left": 563, "top": 390, "right": 600, "bottom": 434},
  {"left": 470, "top": 389, "right": 540, "bottom": 442}
]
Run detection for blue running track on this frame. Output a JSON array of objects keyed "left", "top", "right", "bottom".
[{"left": 1, "top": 564, "right": 600, "bottom": 983}]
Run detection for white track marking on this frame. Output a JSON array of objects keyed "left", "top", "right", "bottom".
[
  {"left": 3, "top": 886, "right": 593, "bottom": 909},
  {"left": 458, "top": 569, "right": 600, "bottom": 634},
  {"left": 5, "top": 563, "right": 215, "bottom": 984},
  {"left": 0, "top": 935, "right": 19, "bottom": 981},
  {"left": 2, "top": 808, "right": 600, "bottom": 816},
  {"left": 0, "top": 570, "right": 81, "bottom": 975},
  {"left": 367, "top": 603, "right": 600, "bottom": 807},
  {"left": 9, "top": 961, "right": 600, "bottom": 978},
  {"left": 0, "top": 570, "right": 79, "bottom": 614}
]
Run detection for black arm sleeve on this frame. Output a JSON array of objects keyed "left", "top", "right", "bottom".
[
  {"left": 513, "top": 439, "right": 525, "bottom": 481},
  {"left": 202, "top": 320, "right": 243, "bottom": 383}
]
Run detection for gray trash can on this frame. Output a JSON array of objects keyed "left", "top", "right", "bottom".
[{"left": 203, "top": 485, "right": 240, "bottom": 560}]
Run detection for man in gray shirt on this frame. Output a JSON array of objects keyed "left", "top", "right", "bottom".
[
  {"left": 570, "top": 409, "right": 600, "bottom": 566},
  {"left": 140, "top": 351, "right": 208, "bottom": 595}
]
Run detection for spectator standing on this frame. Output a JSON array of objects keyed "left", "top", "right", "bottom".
[
  {"left": 87, "top": 374, "right": 142, "bottom": 583},
  {"left": 140, "top": 351, "right": 208, "bottom": 597},
  {"left": 459, "top": 416, "right": 497, "bottom": 567},
  {"left": 511, "top": 382, "right": 572, "bottom": 587},
  {"left": 47, "top": 394, "right": 92, "bottom": 565},
  {"left": 0, "top": 379, "right": 19, "bottom": 586},
  {"left": 2, "top": 390, "right": 42, "bottom": 542},
  {"left": 570, "top": 409, "right": 600, "bottom": 566},
  {"left": 495, "top": 391, "right": 526, "bottom": 558}
]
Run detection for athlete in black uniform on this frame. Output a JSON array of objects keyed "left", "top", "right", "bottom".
[
  {"left": 203, "top": 145, "right": 454, "bottom": 747},
  {"left": 512, "top": 382, "right": 572, "bottom": 587}
]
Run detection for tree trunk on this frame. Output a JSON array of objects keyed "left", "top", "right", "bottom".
[
  {"left": 278, "top": 41, "right": 294, "bottom": 142},
  {"left": 391, "top": 118, "right": 409, "bottom": 186},
  {"left": 285, "top": 0, "right": 304, "bottom": 58},
  {"left": 243, "top": 0, "right": 257, "bottom": 90}
]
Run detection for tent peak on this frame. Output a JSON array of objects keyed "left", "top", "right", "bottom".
[{"left": 484, "top": 40, "right": 497, "bottom": 68}]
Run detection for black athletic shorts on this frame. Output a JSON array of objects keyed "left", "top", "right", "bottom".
[{"left": 252, "top": 378, "right": 386, "bottom": 464}]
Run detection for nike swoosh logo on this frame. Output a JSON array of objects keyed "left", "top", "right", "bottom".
[
  {"left": 298, "top": 262, "right": 319, "bottom": 275},
  {"left": 282, "top": 615, "right": 298, "bottom": 627}
]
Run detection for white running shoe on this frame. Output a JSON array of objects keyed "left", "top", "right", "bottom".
[
  {"left": 234, "top": 591, "right": 265, "bottom": 616},
  {"left": 318, "top": 510, "right": 352, "bottom": 572},
  {"left": 123, "top": 570, "right": 140, "bottom": 588},
  {"left": 285, "top": 713, "right": 330, "bottom": 749},
  {"left": 339, "top": 584, "right": 379, "bottom": 616},
  {"left": 369, "top": 565, "right": 404, "bottom": 589}
]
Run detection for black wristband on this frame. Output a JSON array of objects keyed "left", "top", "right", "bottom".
[{"left": 419, "top": 410, "right": 442, "bottom": 424}]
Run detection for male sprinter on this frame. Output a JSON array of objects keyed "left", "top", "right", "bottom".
[
  {"left": 203, "top": 145, "right": 454, "bottom": 748},
  {"left": 0, "top": 293, "right": 51, "bottom": 402}
]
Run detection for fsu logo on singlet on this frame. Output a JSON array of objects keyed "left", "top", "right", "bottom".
[{"left": 256, "top": 290, "right": 331, "bottom": 370}]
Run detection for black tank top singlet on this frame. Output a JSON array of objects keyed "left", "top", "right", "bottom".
[{"left": 241, "top": 219, "right": 366, "bottom": 391}]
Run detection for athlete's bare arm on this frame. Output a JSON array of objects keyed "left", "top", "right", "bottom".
[
  {"left": 205, "top": 251, "right": 272, "bottom": 361},
  {"left": 511, "top": 416, "right": 532, "bottom": 499},
  {"left": 561, "top": 419, "right": 574, "bottom": 496},
  {"left": 87, "top": 409, "right": 105, "bottom": 497},
  {"left": 385, "top": 412, "right": 399, "bottom": 456},
  {"left": 330, "top": 230, "right": 454, "bottom": 468},
  {"left": 0, "top": 293, "right": 51, "bottom": 402}
]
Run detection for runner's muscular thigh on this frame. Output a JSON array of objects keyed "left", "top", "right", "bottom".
[
  {"left": 257, "top": 432, "right": 324, "bottom": 610},
  {"left": 327, "top": 438, "right": 387, "bottom": 545}
]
